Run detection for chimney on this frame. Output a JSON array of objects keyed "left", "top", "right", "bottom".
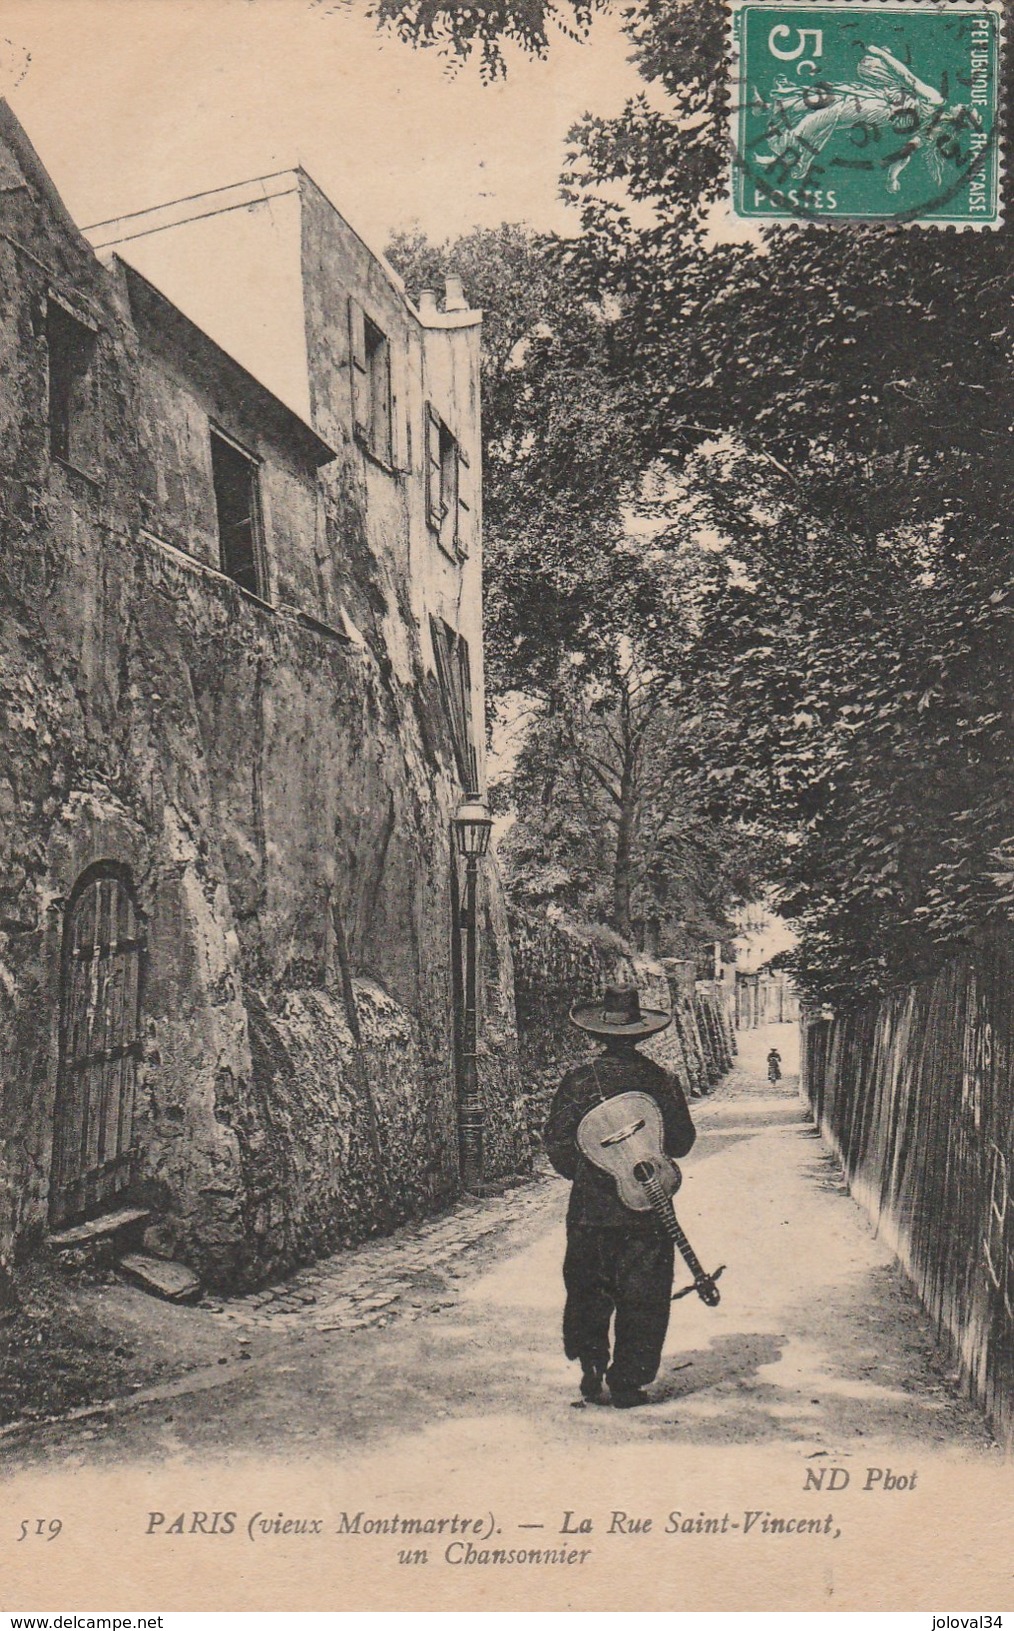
[
  {"left": 443, "top": 275, "right": 467, "bottom": 312},
  {"left": 418, "top": 288, "right": 439, "bottom": 318}
]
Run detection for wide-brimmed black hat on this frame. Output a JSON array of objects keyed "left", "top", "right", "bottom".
[{"left": 569, "top": 982, "right": 672, "bottom": 1040}]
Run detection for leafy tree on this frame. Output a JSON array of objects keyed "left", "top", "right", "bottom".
[
  {"left": 501, "top": 659, "right": 756, "bottom": 946},
  {"left": 370, "top": 0, "right": 604, "bottom": 75},
  {"left": 669, "top": 443, "right": 1013, "bottom": 1003},
  {"left": 388, "top": 224, "right": 758, "bottom": 942},
  {"left": 381, "top": 0, "right": 1013, "bottom": 563},
  {"left": 384, "top": 0, "right": 1014, "bottom": 1005}
]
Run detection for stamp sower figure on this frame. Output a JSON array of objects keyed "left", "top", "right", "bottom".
[{"left": 544, "top": 982, "right": 696, "bottom": 1408}]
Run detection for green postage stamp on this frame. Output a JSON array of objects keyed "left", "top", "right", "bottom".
[{"left": 730, "top": 1, "right": 1003, "bottom": 225}]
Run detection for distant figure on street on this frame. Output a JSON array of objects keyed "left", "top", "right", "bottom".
[
  {"left": 543, "top": 983, "right": 696, "bottom": 1409},
  {"left": 767, "top": 1047, "right": 782, "bottom": 1083}
]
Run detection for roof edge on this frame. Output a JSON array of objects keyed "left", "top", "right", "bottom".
[
  {"left": 0, "top": 98, "right": 106, "bottom": 269},
  {"left": 78, "top": 155, "right": 482, "bottom": 337},
  {"left": 84, "top": 172, "right": 301, "bottom": 249}
]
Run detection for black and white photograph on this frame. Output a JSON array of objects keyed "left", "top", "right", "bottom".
[{"left": 0, "top": 0, "right": 1010, "bottom": 1614}]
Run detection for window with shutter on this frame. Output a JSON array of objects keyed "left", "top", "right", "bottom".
[
  {"left": 426, "top": 403, "right": 466, "bottom": 561},
  {"left": 425, "top": 403, "right": 444, "bottom": 531},
  {"left": 456, "top": 632, "right": 479, "bottom": 791},
  {"left": 439, "top": 420, "right": 459, "bottom": 555},
  {"left": 455, "top": 445, "right": 471, "bottom": 558},
  {"left": 348, "top": 295, "right": 368, "bottom": 442},
  {"left": 430, "top": 615, "right": 478, "bottom": 791},
  {"left": 349, "top": 296, "right": 393, "bottom": 466},
  {"left": 365, "top": 314, "right": 392, "bottom": 465}
]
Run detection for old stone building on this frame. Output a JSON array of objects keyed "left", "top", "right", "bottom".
[{"left": 0, "top": 101, "right": 525, "bottom": 1292}]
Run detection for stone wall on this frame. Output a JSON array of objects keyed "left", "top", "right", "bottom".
[
  {"left": 510, "top": 908, "right": 734, "bottom": 1148},
  {"left": 0, "top": 103, "right": 524, "bottom": 1294}
]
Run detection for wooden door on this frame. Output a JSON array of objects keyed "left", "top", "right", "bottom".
[{"left": 49, "top": 865, "right": 144, "bottom": 1228}]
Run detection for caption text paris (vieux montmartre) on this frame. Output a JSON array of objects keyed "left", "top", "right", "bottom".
[{"left": 120, "top": 1466, "right": 921, "bottom": 1566}]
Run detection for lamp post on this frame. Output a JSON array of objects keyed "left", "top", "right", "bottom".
[{"left": 452, "top": 795, "right": 493, "bottom": 1192}]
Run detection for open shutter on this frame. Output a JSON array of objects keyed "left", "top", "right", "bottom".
[
  {"left": 430, "top": 616, "right": 477, "bottom": 789},
  {"left": 390, "top": 366, "right": 405, "bottom": 471},
  {"left": 348, "top": 296, "right": 368, "bottom": 442},
  {"left": 455, "top": 445, "right": 471, "bottom": 557},
  {"left": 456, "top": 633, "right": 478, "bottom": 790},
  {"left": 425, "top": 402, "right": 443, "bottom": 530},
  {"left": 373, "top": 343, "right": 392, "bottom": 464}
]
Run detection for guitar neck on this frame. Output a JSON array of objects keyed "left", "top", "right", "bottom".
[{"left": 643, "top": 1177, "right": 708, "bottom": 1282}]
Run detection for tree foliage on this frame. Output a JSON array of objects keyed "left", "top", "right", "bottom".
[
  {"left": 668, "top": 445, "right": 1013, "bottom": 1003},
  {"left": 369, "top": 0, "right": 605, "bottom": 75},
  {"left": 385, "top": 1, "right": 1014, "bottom": 1004},
  {"left": 553, "top": 2, "right": 1013, "bottom": 1001},
  {"left": 388, "top": 224, "right": 755, "bottom": 945},
  {"left": 501, "top": 662, "right": 757, "bottom": 947}
]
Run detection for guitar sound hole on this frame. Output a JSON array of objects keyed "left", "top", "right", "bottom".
[{"left": 632, "top": 1161, "right": 654, "bottom": 1183}]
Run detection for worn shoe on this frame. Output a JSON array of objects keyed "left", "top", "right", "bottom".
[
  {"left": 611, "top": 1387, "right": 651, "bottom": 1409},
  {"left": 580, "top": 1365, "right": 605, "bottom": 1403}
]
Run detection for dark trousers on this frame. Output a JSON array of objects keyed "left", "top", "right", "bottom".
[{"left": 562, "top": 1227, "right": 675, "bottom": 1392}]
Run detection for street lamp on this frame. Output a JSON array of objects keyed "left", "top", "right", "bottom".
[{"left": 453, "top": 795, "right": 492, "bottom": 1191}]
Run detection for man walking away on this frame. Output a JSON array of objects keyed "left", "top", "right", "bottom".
[{"left": 544, "top": 983, "right": 697, "bottom": 1409}]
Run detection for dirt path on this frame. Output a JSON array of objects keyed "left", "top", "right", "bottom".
[{"left": 2, "top": 1023, "right": 1007, "bottom": 1611}]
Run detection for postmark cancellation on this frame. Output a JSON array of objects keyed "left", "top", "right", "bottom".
[{"left": 729, "top": 0, "right": 1004, "bottom": 226}]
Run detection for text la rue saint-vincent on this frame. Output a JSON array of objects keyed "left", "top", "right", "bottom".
[{"left": 559, "top": 1467, "right": 917, "bottom": 1536}]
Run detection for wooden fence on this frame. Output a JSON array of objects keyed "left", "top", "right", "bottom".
[{"left": 801, "top": 936, "right": 1014, "bottom": 1447}]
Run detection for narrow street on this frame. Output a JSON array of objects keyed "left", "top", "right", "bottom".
[
  {"left": 2, "top": 17, "right": 1008, "bottom": 1617},
  {"left": 2, "top": 1024, "right": 1006, "bottom": 1611}
]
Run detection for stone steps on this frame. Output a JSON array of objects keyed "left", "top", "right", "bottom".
[
  {"left": 50, "top": 1208, "right": 203, "bottom": 1305},
  {"left": 48, "top": 1206, "right": 151, "bottom": 1251},
  {"left": 119, "top": 1252, "right": 202, "bottom": 1305}
]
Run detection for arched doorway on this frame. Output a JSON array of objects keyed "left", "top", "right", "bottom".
[{"left": 49, "top": 863, "right": 145, "bottom": 1228}]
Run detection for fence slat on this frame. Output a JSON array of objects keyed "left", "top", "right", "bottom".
[{"left": 802, "top": 936, "right": 1014, "bottom": 1447}]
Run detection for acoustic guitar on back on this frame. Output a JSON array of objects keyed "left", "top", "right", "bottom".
[{"left": 577, "top": 1091, "right": 724, "bottom": 1307}]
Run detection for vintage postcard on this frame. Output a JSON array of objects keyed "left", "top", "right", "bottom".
[{"left": 0, "top": 0, "right": 1010, "bottom": 1616}]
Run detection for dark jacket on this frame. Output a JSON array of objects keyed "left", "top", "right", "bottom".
[{"left": 544, "top": 1047, "right": 697, "bottom": 1230}]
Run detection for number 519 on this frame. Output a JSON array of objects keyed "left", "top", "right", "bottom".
[{"left": 17, "top": 1519, "right": 62, "bottom": 1541}]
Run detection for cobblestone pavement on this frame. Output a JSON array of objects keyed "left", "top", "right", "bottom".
[
  {"left": 194, "top": 1054, "right": 741, "bottom": 1342},
  {"left": 202, "top": 1172, "right": 564, "bottom": 1337},
  {"left": 0, "top": 1024, "right": 825, "bottom": 1437},
  {"left": 4, "top": 1022, "right": 1004, "bottom": 1616},
  {"left": 203, "top": 1060, "right": 735, "bottom": 1340}
]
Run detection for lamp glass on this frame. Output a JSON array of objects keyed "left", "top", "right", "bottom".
[{"left": 453, "top": 797, "right": 493, "bottom": 858}]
